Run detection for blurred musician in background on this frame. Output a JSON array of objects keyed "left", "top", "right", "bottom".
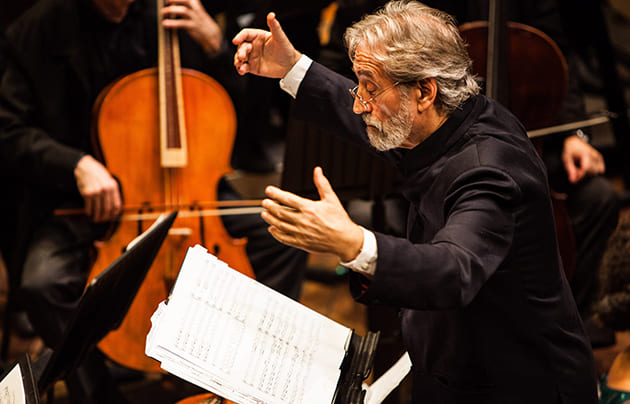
[{"left": 0, "top": 0, "right": 307, "bottom": 402}]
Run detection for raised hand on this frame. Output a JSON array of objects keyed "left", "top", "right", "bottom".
[
  {"left": 232, "top": 12, "right": 302, "bottom": 78},
  {"left": 261, "top": 167, "right": 364, "bottom": 262}
]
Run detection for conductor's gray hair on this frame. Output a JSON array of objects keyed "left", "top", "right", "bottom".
[{"left": 344, "top": 0, "right": 480, "bottom": 114}]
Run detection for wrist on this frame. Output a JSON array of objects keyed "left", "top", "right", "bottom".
[
  {"left": 339, "top": 224, "right": 364, "bottom": 263},
  {"left": 339, "top": 227, "right": 378, "bottom": 277},
  {"left": 280, "top": 51, "right": 303, "bottom": 78},
  {"left": 203, "top": 32, "right": 224, "bottom": 56},
  {"left": 289, "top": 51, "right": 303, "bottom": 73},
  {"left": 205, "top": 38, "right": 226, "bottom": 57},
  {"left": 74, "top": 154, "right": 90, "bottom": 176},
  {"left": 201, "top": 18, "right": 224, "bottom": 55},
  {"left": 279, "top": 54, "right": 312, "bottom": 98}
]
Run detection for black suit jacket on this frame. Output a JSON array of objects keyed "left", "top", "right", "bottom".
[{"left": 291, "top": 61, "right": 597, "bottom": 404}]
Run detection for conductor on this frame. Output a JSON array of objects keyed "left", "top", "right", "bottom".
[{"left": 233, "top": 1, "right": 598, "bottom": 403}]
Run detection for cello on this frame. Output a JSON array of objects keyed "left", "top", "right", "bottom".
[
  {"left": 86, "top": 0, "right": 255, "bottom": 377},
  {"left": 458, "top": 0, "right": 577, "bottom": 279}
]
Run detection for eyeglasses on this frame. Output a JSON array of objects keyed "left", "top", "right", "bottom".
[{"left": 349, "top": 82, "right": 401, "bottom": 111}]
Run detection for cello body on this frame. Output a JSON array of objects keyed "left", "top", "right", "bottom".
[
  {"left": 83, "top": 0, "right": 256, "bottom": 374},
  {"left": 459, "top": 17, "right": 577, "bottom": 279},
  {"left": 89, "top": 66, "right": 254, "bottom": 373},
  {"left": 459, "top": 20, "right": 568, "bottom": 133}
]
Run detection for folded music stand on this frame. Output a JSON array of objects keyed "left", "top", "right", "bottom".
[
  {"left": 333, "top": 331, "right": 380, "bottom": 404},
  {"left": 35, "top": 211, "right": 178, "bottom": 393}
]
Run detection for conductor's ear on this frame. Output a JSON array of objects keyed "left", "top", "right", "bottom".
[{"left": 415, "top": 78, "right": 438, "bottom": 112}]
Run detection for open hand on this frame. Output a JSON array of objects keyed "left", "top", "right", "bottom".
[{"left": 261, "top": 167, "right": 363, "bottom": 262}]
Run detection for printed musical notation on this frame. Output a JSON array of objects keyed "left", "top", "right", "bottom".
[
  {"left": 146, "top": 245, "right": 351, "bottom": 404},
  {"left": 0, "top": 363, "right": 26, "bottom": 404}
]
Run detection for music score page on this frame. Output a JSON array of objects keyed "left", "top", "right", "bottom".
[
  {"left": 0, "top": 363, "right": 27, "bottom": 404},
  {"left": 146, "top": 245, "right": 351, "bottom": 404}
]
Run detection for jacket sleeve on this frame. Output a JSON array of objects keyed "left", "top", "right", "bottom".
[
  {"left": 0, "top": 27, "right": 84, "bottom": 192},
  {"left": 351, "top": 165, "right": 519, "bottom": 310},
  {"left": 292, "top": 63, "right": 370, "bottom": 146}
]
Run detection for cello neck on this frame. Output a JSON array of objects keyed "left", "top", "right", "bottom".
[
  {"left": 158, "top": 0, "right": 188, "bottom": 167},
  {"left": 486, "top": 0, "right": 509, "bottom": 105}
]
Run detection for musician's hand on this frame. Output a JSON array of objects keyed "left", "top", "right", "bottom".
[
  {"left": 261, "top": 167, "right": 364, "bottom": 262},
  {"left": 74, "top": 155, "right": 122, "bottom": 223},
  {"left": 162, "top": 0, "right": 223, "bottom": 55},
  {"left": 562, "top": 134, "right": 605, "bottom": 184},
  {"left": 232, "top": 12, "right": 302, "bottom": 78}
]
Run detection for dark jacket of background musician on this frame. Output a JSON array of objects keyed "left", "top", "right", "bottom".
[{"left": 0, "top": 0, "right": 247, "bottom": 277}]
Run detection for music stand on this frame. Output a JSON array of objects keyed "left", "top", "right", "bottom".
[{"left": 35, "top": 211, "right": 178, "bottom": 393}]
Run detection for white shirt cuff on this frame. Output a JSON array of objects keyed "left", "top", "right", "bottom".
[
  {"left": 279, "top": 54, "right": 313, "bottom": 98},
  {"left": 340, "top": 227, "right": 378, "bottom": 277}
]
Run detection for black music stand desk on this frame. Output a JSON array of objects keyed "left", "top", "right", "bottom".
[{"left": 34, "top": 211, "right": 178, "bottom": 393}]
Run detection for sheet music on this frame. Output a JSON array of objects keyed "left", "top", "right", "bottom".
[
  {"left": 146, "top": 245, "right": 351, "bottom": 404},
  {"left": 0, "top": 364, "right": 27, "bottom": 404}
]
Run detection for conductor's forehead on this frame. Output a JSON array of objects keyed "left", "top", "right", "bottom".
[{"left": 352, "top": 45, "right": 384, "bottom": 81}]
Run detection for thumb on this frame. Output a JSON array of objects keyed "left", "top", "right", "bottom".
[
  {"left": 313, "top": 166, "right": 339, "bottom": 202},
  {"left": 267, "top": 12, "right": 290, "bottom": 45}
]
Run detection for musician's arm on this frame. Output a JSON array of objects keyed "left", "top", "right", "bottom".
[{"left": 0, "top": 50, "right": 83, "bottom": 191}]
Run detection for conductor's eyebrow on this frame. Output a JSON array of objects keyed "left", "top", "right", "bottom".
[{"left": 353, "top": 68, "right": 375, "bottom": 80}]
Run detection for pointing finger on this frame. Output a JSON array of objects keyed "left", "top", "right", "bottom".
[{"left": 232, "top": 28, "right": 268, "bottom": 46}]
